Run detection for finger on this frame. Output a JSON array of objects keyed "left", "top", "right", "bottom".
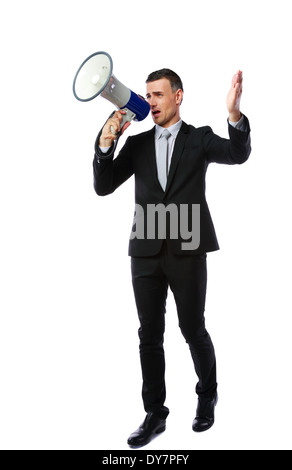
[
  {"left": 103, "top": 120, "right": 119, "bottom": 137},
  {"left": 234, "top": 83, "right": 243, "bottom": 102},
  {"left": 232, "top": 70, "right": 242, "bottom": 88},
  {"left": 115, "top": 110, "right": 126, "bottom": 122},
  {"left": 237, "top": 70, "right": 243, "bottom": 85},
  {"left": 111, "top": 112, "right": 125, "bottom": 128},
  {"left": 108, "top": 119, "right": 120, "bottom": 134},
  {"left": 235, "top": 82, "right": 241, "bottom": 95},
  {"left": 233, "top": 74, "right": 240, "bottom": 88},
  {"left": 121, "top": 121, "right": 131, "bottom": 135},
  {"left": 234, "top": 82, "right": 239, "bottom": 96}
]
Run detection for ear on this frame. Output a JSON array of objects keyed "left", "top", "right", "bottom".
[{"left": 176, "top": 89, "right": 183, "bottom": 105}]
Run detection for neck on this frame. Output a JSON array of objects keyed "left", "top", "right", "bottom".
[{"left": 162, "top": 116, "right": 181, "bottom": 128}]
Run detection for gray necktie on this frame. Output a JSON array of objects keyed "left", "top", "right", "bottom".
[{"left": 157, "top": 129, "right": 171, "bottom": 190}]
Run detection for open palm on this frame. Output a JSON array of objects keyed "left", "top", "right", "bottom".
[{"left": 227, "top": 70, "right": 243, "bottom": 121}]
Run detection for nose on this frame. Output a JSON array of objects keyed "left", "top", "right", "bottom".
[{"left": 148, "top": 96, "right": 157, "bottom": 108}]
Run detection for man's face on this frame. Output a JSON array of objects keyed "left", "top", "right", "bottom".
[{"left": 146, "top": 78, "right": 183, "bottom": 128}]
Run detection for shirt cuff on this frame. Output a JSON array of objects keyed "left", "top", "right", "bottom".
[
  {"left": 99, "top": 146, "right": 112, "bottom": 153},
  {"left": 228, "top": 114, "right": 247, "bottom": 131}
]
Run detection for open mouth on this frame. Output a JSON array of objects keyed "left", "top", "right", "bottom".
[{"left": 152, "top": 110, "right": 161, "bottom": 118}]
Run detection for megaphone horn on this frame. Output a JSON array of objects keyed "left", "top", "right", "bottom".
[{"left": 73, "top": 51, "right": 150, "bottom": 133}]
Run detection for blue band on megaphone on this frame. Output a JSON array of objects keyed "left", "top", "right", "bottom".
[{"left": 123, "top": 91, "right": 150, "bottom": 121}]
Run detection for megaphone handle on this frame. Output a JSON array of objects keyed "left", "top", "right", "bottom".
[{"left": 110, "top": 108, "right": 136, "bottom": 135}]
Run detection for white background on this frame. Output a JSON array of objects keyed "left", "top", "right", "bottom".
[{"left": 1, "top": 0, "right": 291, "bottom": 450}]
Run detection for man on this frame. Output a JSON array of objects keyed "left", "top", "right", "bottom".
[{"left": 93, "top": 68, "right": 251, "bottom": 448}]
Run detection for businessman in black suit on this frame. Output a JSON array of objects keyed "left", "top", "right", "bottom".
[{"left": 93, "top": 69, "right": 251, "bottom": 448}]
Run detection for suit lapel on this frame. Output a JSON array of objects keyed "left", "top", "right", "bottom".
[
  {"left": 144, "top": 126, "right": 167, "bottom": 194},
  {"left": 164, "top": 121, "right": 189, "bottom": 195},
  {"left": 146, "top": 127, "right": 162, "bottom": 191}
]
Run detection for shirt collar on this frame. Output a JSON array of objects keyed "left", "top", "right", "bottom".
[{"left": 155, "top": 119, "right": 183, "bottom": 140}]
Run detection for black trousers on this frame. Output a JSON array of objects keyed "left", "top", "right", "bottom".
[{"left": 131, "top": 242, "right": 217, "bottom": 419}]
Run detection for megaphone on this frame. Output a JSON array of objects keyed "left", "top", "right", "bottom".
[{"left": 73, "top": 51, "right": 150, "bottom": 133}]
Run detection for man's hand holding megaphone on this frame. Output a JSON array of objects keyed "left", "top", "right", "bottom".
[{"left": 99, "top": 110, "right": 131, "bottom": 148}]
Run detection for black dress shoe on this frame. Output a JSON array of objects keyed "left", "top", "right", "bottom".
[
  {"left": 127, "top": 412, "right": 166, "bottom": 448},
  {"left": 192, "top": 393, "right": 218, "bottom": 433}
]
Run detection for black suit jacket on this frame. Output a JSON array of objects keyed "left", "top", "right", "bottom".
[{"left": 93, "top": 117, "right": 251, "bottom": 256}]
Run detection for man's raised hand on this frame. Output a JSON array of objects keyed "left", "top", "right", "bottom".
[{"left": 227, "top": 70, "right": 243, "bottom": 122}]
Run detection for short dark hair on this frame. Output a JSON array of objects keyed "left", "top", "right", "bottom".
[{"left": 146, "top": 68, "right": 184, "bottom": 93}]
